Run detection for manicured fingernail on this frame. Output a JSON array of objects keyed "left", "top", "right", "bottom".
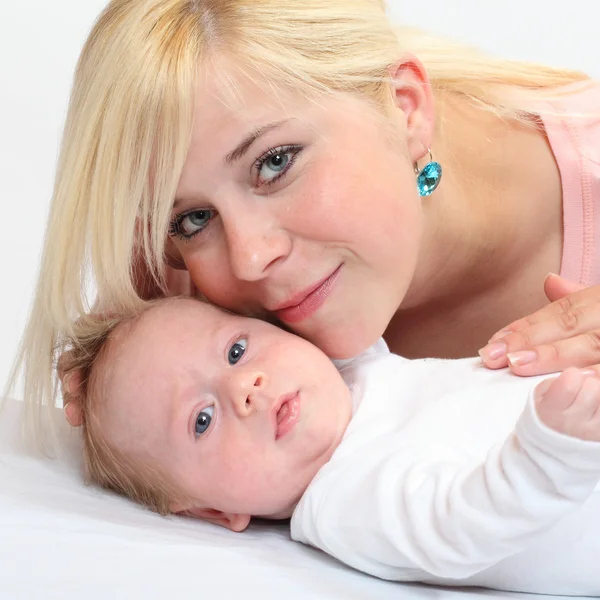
[
  {"left": 507, "top": 350, "right": 537, "bottom": 368},
  {"left": 478, "top": 342, "right": 508, "bottom": 362},
  {"left": 488, "top": 329, "right": 512, "bottom": 343}
]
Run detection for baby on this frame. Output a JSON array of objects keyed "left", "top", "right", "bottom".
[{"left": 62, "top": 296, "right": 600, "bottom": 595}]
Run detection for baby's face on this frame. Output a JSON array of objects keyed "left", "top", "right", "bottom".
[{"left": 101, "top": 299, "right": 352, "bottom": 529}]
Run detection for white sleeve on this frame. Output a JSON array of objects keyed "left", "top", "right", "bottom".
[{"left": 292, "top": 391, "right": 600, "bottom": 581}]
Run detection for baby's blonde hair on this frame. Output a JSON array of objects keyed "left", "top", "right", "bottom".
[
  {"left": 61, "top": 301, "right": 190, "bottom": 514},
  {"left": 6, "top": 0, "right": 591, "bottom": 448}
]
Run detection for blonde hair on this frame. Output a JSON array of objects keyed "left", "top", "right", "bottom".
[
  {"left": 60, "top": 301, "right": 188, "bottom": 514},
  {"left": 5, "top": 0, "right": 591, "bottom": 448}
]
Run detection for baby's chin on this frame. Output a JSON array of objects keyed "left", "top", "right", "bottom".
[
  {"left": 250, "top": 472, "right": 317, "bottom": 522},
  {"left": 260, "top": 503, "right": 297, "bottom": 521}
]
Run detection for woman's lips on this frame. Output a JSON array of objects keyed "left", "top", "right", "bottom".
[
  {"left": 274, "top": 266, "right": 342, "bottom": 324},
  {"left": 274, "top": 392, "right": 301, "bottom": 440}
]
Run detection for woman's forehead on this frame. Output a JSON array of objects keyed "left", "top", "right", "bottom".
[
  {"left": 193, "top": 54, "right": 368, "bottom": 128},
  {"left": 189, "top": 66, "right": 370, "bottom": 157},
  {"left": 194, "top": 66, "right": 303, "bottom": 129}
]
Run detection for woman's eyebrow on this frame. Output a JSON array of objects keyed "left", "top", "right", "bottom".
[{"left": 224, "top": 118, "right": 291, "bottom": 165}]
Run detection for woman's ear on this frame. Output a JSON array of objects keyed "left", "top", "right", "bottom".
[
  {"left": 171, "top": 503, "right": 251, "bottom": 532},
  {"left": 388, "top": 55, "right": 436, "bottom": 165}
]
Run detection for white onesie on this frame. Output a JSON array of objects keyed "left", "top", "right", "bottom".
[{"left": 291, "top": 351, "right": 600, "bottom": 596}]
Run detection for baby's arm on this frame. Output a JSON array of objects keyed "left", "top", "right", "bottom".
[{"left": 293, "top": 371, "right": 600, "bottom": 582}]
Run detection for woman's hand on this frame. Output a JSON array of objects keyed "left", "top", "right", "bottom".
[{"left": 479, "top": 274, "right": 600, "bottom": 376}]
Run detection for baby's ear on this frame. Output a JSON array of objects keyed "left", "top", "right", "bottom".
[{"left": 171, "top": 503, "right": 251, "bottom": 532}]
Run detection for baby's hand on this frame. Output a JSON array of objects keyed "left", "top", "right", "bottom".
[{"left": 535, "top": 368, "right": 600, "bottom": 442}]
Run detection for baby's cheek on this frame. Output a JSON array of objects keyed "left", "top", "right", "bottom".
[{"left": 213, "top": 440, "right": 266, "bottom": 499}]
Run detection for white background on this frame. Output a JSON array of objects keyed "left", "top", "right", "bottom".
[{"left": 1, "top": 1, "right": 599, "bottom": 392}]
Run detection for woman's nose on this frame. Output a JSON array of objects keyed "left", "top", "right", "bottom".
[
  {"left": 224, "top": 211, "right": 292, "bottom": 282},
  {"left": 224, "top": 369, "right": 269, "bottom": 418}
]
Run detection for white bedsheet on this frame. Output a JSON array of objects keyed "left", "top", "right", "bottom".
[{"left": 0, "top": 398, "right": 594, "bottom": 600}]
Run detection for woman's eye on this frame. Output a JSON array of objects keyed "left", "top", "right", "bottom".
[
  {"left": 228, "top": 338, "right": 247, "bottom": 365},
  {"left": 259, "top": 152, "right": 290, "bottom": 180},
  {"left": 195, "top": 406, "right": 214, "bottom": 437},
  {"left": 170, "top": 209, "right": 214, "bottom": 239},
  {"left": 256, "top": 145, "right": 301, "bottom": 185}
]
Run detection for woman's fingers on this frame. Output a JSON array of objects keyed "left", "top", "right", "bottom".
[
  {"left": 481, "top": 329, "right": 600, "bottom": 376},
  {"left": 490, "top": 283, "right": 600, "bottom": 343},
  {"left": 480, "top": 278, "right": 600, "bottom": 376},
  {"left": 543, "top": 273, "right": 586, "bottom": 302},
  {"left": 506, "top": 334, "right": 600, "bottom": 376}
]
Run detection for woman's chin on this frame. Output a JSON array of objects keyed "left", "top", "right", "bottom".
[{"left": 310, "top": 327, "right": 383, "bottom": 360}]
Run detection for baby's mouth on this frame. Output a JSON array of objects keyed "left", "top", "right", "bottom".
[
  {"left": 274, "top": 392, "right": 301, "bottom": 440},
  {"left": 277, "top": 401, "right": 290, "bottom": 424}
]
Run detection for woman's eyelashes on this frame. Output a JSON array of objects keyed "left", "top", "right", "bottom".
[
  {"left": 195, "top": 405, "right": 214, "bottom": 438},
  {"left": 254, "top": 144, "right": 303, "bottom": 187},
  {"left": 169, "top": 208, "right": 215, "bottom": 241},
  {"left": 228, "top": 338, "right": 247, "bottom": 365},
  {"left": 169, "top": 144, "right": 303, "bottom": 242}
]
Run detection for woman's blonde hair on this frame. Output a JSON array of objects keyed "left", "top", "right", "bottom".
[{"left": 5, "top": 0, "right": 590, "bottom": 448}]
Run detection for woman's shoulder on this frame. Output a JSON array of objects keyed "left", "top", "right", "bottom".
[
  {"left": 541, "top": 79, "right": 600, "bottom": 122},
  {"left": 540, "top": 79, "right": 600, "bottom": 286},
  {"left": 539, "top": 80, "right": 600, "bottom": 172}
]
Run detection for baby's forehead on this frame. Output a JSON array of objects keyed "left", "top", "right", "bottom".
[
  {"left": 115, "top": 299, "right": 219, "bottom": 344},
  {"left": 106, "top": 299, "right": 225, "bottom": 380},
  {"left": 145, "top": 298, "right": 225, "bottom": 328},
  {"left": 98, "top": 299, "right": 237, "bottom": 408},
  {"left": 95, "top": 306, "right": 196, "bottom": 437}
]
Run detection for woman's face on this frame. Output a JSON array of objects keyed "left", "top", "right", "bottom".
[{"left": 170, "top": 68, "right": 425, "bottom": 359}]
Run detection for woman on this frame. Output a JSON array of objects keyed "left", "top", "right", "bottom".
[{"left": 7, "top": 0, "right": 600, "bottom": 435}]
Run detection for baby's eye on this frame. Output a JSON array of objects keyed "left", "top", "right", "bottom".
[
  {"left": 195, "top": 406, "right": 214, "bottom": 437},
  {"left": 228, "top": 339, "right": 247, "bottom": 365}
]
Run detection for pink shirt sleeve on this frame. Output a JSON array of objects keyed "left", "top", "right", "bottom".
[{"left": 539, "top": 82, "right": 600, "bottom": 286}]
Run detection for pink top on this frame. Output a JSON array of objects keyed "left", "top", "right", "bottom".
[{"left": 539, "top": 82, "right": 600, "bottom": 286}]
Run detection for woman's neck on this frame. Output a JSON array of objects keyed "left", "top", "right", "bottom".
[{"left": 386, "top": 94, "right": 563, "bottom": 358}]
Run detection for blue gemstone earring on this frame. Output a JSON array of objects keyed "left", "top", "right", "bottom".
[{"left": 415, "top": 149, "right": 442, "bottom": 197}]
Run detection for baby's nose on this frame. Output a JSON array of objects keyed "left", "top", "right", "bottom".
[{"left": 227, "top": 370, "right": 269, "bottom": 417}]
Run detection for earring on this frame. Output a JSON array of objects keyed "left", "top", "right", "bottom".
[{"left": 415, "top": 149, "right": 442, "bottom": 197}]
